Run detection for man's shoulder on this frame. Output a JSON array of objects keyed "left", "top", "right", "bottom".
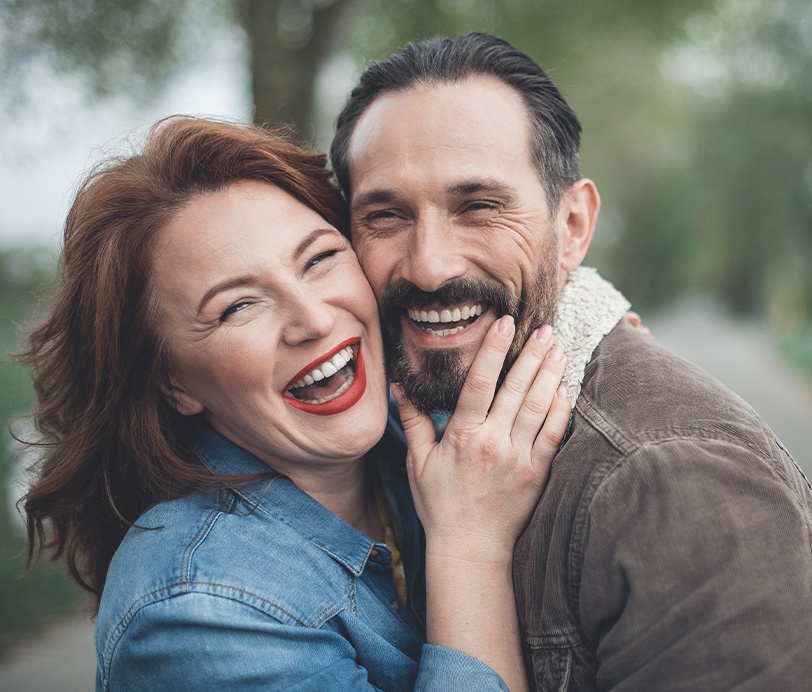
[
  {"left": 576, "top": 319, "right": 771, "bottom": 455},
  {"left": 544, "top": 319, "right": 809, "bottom": 523}
]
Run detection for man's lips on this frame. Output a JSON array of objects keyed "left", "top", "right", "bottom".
[{"left": 282, "top": 338, "right": 367, "bottom": 416}]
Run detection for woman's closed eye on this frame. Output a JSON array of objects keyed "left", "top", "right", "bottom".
[
  {"left": 219, "top": 300, "right": 252, "bottom": 322},
  {"left": 306, "top": 249, "right": 339, "bottom": 270}
]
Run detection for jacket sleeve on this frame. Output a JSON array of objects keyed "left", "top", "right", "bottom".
[
  {"left": 98, "top": 591, "right": 508, "bottom": 691},
  {"left": 579, "top": 438, "right": 812, "bottom": 691}
]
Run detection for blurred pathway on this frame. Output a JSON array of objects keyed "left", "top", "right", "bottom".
[
  {"left": 1, "top": 297, "right": 810, "bottom": 690},
  {"left": 0, "top": 611, "right": 95, "bottom": 691}
]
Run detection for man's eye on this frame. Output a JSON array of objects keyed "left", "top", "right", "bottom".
[
  {"left": 464, "top": 201, "right": 497, "bottom": 212},
  {"left": 306, "top": 249, "right": 338, "bottom": 269},
  {"left": 219, "top": 301, "right": 251, "bottom": 322},
  {"left": 367, "top": 209, "right": 401, "bottom": 222}
]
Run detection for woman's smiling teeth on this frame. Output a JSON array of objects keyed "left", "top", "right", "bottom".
[
  {"left": 407, "top": 303, "right": 483, "bottom": 336},
  {"left": 288, "top": 346, "right": 356, "bottom": 404}
]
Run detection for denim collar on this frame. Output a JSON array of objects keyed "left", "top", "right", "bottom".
[{"left": 186, "top": 419, "right": 398, "bottom": 577}]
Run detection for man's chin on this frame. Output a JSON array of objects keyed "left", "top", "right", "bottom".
[{"left": 387, "top": 343, "right": 470, "bottom": 415}]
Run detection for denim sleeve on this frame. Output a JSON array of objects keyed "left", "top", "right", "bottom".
[
  {"left": 579, "top": 439, "right": 812, "bottom": 691},
  {"left": 415, "top": 644, "right": 509, "bottom": 691},
  {"left": 99, "top": 592, "right": 509, "bottom": 691}
]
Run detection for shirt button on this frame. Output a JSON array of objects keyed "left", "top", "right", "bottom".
[
  {"left": 390, "top": 600, "right": 401, "bottom": 612},
  {"left": 370, "top": 548, "right": 379, "bottom": 557}
]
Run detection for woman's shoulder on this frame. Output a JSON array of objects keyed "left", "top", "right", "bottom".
[{"left": 97, "top": 484, "right": 356, "bottom": 643}]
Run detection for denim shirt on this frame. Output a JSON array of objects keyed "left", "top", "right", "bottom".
[{"left": 95, "top": 416, "right": 507, "bottom": 691}]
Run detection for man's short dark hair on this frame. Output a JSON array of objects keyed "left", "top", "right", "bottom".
[{"left": 331, "top": 32, "right": 583, "bottom": 212}]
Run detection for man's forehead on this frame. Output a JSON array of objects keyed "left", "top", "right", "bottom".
[
  {"left": 346, "top": 76, "right": 535, "bottom": 196},
  {"left": 347, "top": 76, "right": 531, "bottom": 165}
]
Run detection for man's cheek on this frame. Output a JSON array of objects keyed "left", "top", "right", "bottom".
[{"left": 363, "top": 260, "right": 390, "bottom": 301}]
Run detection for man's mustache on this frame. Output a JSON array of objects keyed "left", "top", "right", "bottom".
[{"left": 380, "top": 277, "right": 519, "bottom": 316}]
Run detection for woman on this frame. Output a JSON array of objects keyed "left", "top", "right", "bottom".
[{"left": 20, "top": 117, "right": 570, "bottom": 691}]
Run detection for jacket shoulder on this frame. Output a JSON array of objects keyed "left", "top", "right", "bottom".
[
  {"left": 578, "top": 320, "right": 774, "bottom": 455},
  {"left": 98, "top": 487, "right": 352, "bottom": 640}
]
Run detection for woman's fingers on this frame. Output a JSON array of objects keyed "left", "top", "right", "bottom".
[
  {"left": 625, "top": 311, "right": 652, "bottom": 338},
  {"left": 391, "top": 384, "right": 437, "bottom": 474},
  {"left": 447, "top": 315, "right": 515, "bottom": 432},
  {"left": 530, "top": 384, "right": 571, "bottom": 475},
  {"left": 487, "top": 325, "right": 555, "bottom": 431},
  {"left": 509, "top": 343, "right": 567, "bottom": 448}
]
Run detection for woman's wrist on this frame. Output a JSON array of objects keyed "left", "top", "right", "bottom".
[{"left": 425, "top": 532, "right": 516, "bottom": 567}]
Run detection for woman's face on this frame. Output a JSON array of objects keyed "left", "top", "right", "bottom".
[{"left": 151, "top": 180, "right": 389, "bottom": 480}]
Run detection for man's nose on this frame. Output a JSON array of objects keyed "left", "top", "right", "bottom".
[
  {"left": 400, "top": 217, "right": 467, "bottom": 293},
  {"left": 281, "top": 288, "right": 337, "bottom": 347}
]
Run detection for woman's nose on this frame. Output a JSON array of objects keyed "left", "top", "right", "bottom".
[{"left": 281, "top": 289, "right": 337, "bottom": 346}]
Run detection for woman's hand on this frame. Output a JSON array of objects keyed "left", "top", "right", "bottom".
[
  {"left": 393, "top": 315, "right": 569, "bottom": 692},
  {"left": 625, "top": 310, "right": 652, "bottom": 338},
  {"left": 394, "top": 315, "right": 570, "bottom": 563}
]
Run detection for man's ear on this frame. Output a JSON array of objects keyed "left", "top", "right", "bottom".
[
  {"left": 162, "top": 378, "right": 205, "bottom": 417},
  {"left": 558, "top": 179, "right": 600, "bottom": 272}
]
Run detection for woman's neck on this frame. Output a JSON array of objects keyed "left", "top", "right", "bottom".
[{"left": 288, "top": 457, "right": 384, "bottom": 542}]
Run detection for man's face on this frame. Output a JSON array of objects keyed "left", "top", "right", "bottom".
[{"left": 346, "top": 76, "right": 569, "bottom": 413}]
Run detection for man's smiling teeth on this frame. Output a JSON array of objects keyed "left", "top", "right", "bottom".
[
  {"left": 407, "top": 304, "right": 483, "bottom": 324},
  {"left": 406, "top": 303, "right": 483, "bottom": 335},
  {"left": 289, "top": 346, "right": 354, "bottom": 389}
]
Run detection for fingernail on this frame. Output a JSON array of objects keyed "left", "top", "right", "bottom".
[
  {"left": 536, "top": 324, "right": 553, "bottom": 344},
  {"left": 497, "top": 315, "right": 514, "bottom": 337},
  {"left": 550, "top": 345, "right": 564, "bottom": 361},
  {"left": 557, "top": 384, "right": 569, "bottom": 398}
]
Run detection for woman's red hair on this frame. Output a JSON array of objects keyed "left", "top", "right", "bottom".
[{"left": 18, "top": 117, "right": 348, "bottom": 610}]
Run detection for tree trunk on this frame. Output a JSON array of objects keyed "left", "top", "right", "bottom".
[{"left": 241, "top": 0, "right": 353, "bottom": 141}]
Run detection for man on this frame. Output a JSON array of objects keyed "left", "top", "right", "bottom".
[{"left": 330, "top": 33, "right": 812, "bottom": 690}]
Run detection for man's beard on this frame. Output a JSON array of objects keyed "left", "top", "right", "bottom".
[{"left": 380, "top": 236, "right": 560, "bottom": 414}]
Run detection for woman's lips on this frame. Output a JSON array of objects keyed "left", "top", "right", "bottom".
[{"left": 282, "top": 338, "right": 367, "bottom": 416}]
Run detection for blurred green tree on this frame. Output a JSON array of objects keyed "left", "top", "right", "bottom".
[
  {"left": 0, "top": 0, "right": 358, "bottom": 138},
  {"left": 606, "top": 0, "right": 812, "bottom": 324}
]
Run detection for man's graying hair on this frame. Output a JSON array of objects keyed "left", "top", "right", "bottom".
[{"left": 330, "top": 32, "right": 583, "bottom": 212}]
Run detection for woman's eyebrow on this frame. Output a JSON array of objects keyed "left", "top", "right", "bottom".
[
  {"left": 197, "top": 275, "right": 258, "bottom": 315},
  {"left": 196, "top": 228, "right": 342, "bottom": 315},
  {"left": 292, "top": 227, "right": 342, "bottom": 261}
]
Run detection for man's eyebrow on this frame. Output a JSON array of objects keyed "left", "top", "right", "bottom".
[
  {"left": 197, "top": 228, "right": 340, "bottom": 314},
  {"left": 447, "top": 179, "right": 514, "bottom": 196},
  {"left": 352, "top": 179, "right": 515, "bottom": 209},
  {"left": 352, "top": 188, "right": 400, "bottom": 209}
]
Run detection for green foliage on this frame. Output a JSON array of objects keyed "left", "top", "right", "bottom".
[
  {"left": 0, "top": 247, "right": 85, "bottom": 657},
  {"left": 778, "top": 322, "right": 812, "bottom": 384},
  {"left": 0, "top": 529, "right": 88, "bottom": 657},
  {"left": 0, "top": 246, "right": 57, "bottom": 532},
  {"left": 0, "top": 0, "right": 225, "bottom": 109}
]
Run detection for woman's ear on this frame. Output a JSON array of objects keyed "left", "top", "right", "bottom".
[
  {"left": 558, "top": 179, "right": 600, "bottom": 272},
  {"left": 161, "top": 378, "right": 204, "bottom": 417}
]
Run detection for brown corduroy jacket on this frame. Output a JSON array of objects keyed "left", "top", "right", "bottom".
[{"left": 514, "top": 320, "right": 812, "bottom": 691}]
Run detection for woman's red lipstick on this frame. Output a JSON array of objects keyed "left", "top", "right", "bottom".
[{"left": 282, "top": 338, "right": 367, "bottom": 416}]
